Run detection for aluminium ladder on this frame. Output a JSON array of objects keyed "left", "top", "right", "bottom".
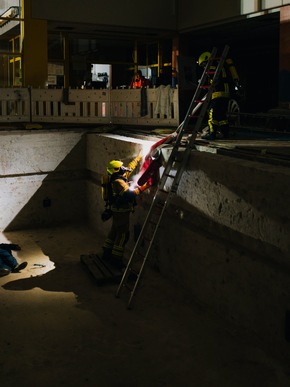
[{"left": 116, "top": 45, "right": 230, "bottom": 308}]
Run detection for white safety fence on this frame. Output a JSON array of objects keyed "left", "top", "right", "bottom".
[
  {"left": 0, "top": 86, "right": 179, "bottom": 127},
  {"left": 0, "top": 88, "right": 30, "bottom": 122}
]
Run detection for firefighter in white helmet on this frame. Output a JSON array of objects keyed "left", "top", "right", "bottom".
[{"left": 101, "top": 155, "right": 150, "bottom": 269}]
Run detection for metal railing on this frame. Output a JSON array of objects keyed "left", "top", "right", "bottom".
[{"left": 0, "top": 86, "right": 179, "bottom": 127}]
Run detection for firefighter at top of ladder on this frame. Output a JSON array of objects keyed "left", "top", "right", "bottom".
[{"left": 198, "top": 51, "right": 238, "bottom": 140}]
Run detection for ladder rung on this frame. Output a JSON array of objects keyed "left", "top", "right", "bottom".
[
  {"left": 135, "top": 249, "right": 144, "bottom": 257},
  {"left": 139, "top": 233, "right": 151, "bottom": 242},
  {"left": 124, "top": 282, "right": 133, "bottom": 291},
  {"left": 151, "top": 211, "right": 162, "bottom": 218},
  {"left": 150, "top": 219, "right": 161, "bottom": 228},
  {"left": 143, "top": 235, "right": 153, "bottom": 242},
  {"left": 152, "top": 210, "right": 162, "bottom": 218},
  {"left": 151, "top": 213, "right": 161, "bottom": 220},
  {"left": 129, "top": 267, "right": 139, "bottom": 274}
]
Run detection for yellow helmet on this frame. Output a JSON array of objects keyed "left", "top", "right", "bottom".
[
  {"left": 198, "top": 51, "right": 211, "bottom": 66},
  {"left": 107, "top": 160, "right": 123, "bottom": 175}
]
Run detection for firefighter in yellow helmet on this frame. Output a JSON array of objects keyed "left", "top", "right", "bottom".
[
  {"left": 102, "top": 154, "right": 150, "bottom": 269},
  {"left": 198, "top": 51, "right": 211, "bottom": 67},
  {"left": 198, "top": 51, "right": 230, "bottom": 140}
]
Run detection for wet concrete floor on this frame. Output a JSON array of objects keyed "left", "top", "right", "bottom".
[{"left": 0, "top": 224, "right": 290, "bottom": 387}]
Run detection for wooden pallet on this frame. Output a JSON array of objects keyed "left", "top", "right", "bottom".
[{"left": 80, "top": 254, "right": 123, "bottom": 286}]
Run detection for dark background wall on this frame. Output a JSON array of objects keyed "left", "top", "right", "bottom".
[
  {"left": 30, "top": 0, "right": 177, "bottom": 31},
  {"left": 177, "top": 0, "right": 240, "bottom": 31},
  {"left": 29, "top": 1, "right": 285, "bottom": 112}
]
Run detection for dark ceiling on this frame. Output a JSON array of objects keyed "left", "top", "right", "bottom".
[
  {"left": 48, "top": 11, "right": 280, "bottom": 47},
  {"left": 179, "top": 12, "right": 280, "bottom": 55}
]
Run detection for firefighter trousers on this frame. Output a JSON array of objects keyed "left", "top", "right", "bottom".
[
  {"left": 102, "top": 210, "right": 130, "bottom": 262},
  {"left": 208, "top": 97, "right": 229, "bottom": 137}
]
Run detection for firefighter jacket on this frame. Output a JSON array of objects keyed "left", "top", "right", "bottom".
[
  {"left": 208, "top": 64, "right": 230, "bottom": 100},
  {"left": 111, "top": 154, "right": 143, "bottom": 213},
  {"left": 124, "top": 154, "right": 142, "bottom": 179}
]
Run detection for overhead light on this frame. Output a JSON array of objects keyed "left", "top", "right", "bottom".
[{"left": 0, "top": 6, "right": 19, "bottom": 28}]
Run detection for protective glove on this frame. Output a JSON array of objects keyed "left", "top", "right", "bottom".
[{"left": 138, "top": 181, "right": 151, "bottom": 193}]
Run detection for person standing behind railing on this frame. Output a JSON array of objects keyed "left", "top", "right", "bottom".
[
  {"left": 130, "top": 70, "right": 150, "bottom": 116},
  {"left": 130, "top": 70, "right": 150, "bottom": 89}
]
